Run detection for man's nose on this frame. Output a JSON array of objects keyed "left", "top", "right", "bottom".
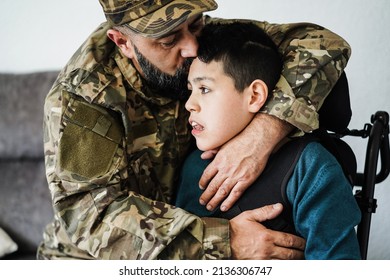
[{"left": 180, "top": 32, "right": 198, "bottom": 58}]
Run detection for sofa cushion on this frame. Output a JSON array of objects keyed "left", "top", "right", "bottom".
[
  {"left": 0, "top": 71, "right": 59, "bottom": 158},
  {"left": 0, "top": 160, "right": 53, "bottom": 259},
  {"left": 0, "top": 71, "right": 58, "bottom": 259}
]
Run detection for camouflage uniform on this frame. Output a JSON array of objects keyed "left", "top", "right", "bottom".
[{"left": 37, "top": 1, "right": 351, "bottom": 260}]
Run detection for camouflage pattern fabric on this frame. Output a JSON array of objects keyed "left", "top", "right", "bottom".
[
  {"left": 37, "top": 16, "right": 351, "bottom": 259},
  {"left": 100, "top": 0, "right": 218, "bottom": 38}
]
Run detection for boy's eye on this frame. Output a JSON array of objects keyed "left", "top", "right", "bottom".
[{"left": 200, "top": 86, "right": 210, "bottom": 94}]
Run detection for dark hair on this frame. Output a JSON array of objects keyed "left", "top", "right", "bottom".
[{"left": 197, "top": 22, "right": 282, "bottom": 92}]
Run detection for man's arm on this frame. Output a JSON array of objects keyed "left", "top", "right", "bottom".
[
  {"left": 42, "top": 85, "right": 231, "bottom": 260},
  {"left": 260, "top": 21, "right": 351, "bottom": 132},
  {"left": 200, "top": 18, "right": 351, "bottom": 210},
  {"left": 42, "top": 84, "right": 304, "bottom": 260}
]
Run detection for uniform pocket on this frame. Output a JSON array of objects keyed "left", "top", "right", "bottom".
[
  {"left": 58, "top": 99, "right": 123, "bottom": 181},
  {"left": 97, "top": 226, "right": 142, "bottom": 260}
]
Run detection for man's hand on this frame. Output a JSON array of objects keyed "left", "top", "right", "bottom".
[
  {"left": 230, "top": 203, "right": 305, "bottom": 260},
  {"left": 199, "top": 114, "right": 293, "bottom": 212}
]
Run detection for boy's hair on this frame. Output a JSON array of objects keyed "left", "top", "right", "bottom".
[{"left": 197, "top": 22, "right": 282, "bottom": 92}]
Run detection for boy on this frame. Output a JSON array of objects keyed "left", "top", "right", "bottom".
[{"left": 175, "top": 22, "right": 362, "bottom": 259}]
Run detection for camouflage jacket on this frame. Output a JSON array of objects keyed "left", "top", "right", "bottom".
[{"left": 38, "top": 17, "right": 350, "bottom": 260}]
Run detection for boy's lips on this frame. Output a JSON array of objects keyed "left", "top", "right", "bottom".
[{"left": 189, "top": 120, "right": 204, "bottom": 134}]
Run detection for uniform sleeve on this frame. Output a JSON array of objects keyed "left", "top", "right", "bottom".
[
  {"left": 260, "top": 22, "right": 351, "bottom": 133},
  {"left": 43, "top": 85, "right": 231, "bottom": 260},
  {"left": 286, "top": 143, "right": 361, "bottom": 259},
  {"left": 207, "top": 17, "right": 351, "bottom": 133}
]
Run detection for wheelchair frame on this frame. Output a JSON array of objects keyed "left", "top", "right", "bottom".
[{"left": 342, "top": 111, "right": 390, "bottom": 259}]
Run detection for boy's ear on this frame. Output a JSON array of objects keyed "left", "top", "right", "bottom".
[
  {"left": 107, "top": 29, "right": 135, "bottom": 59},
  {"left": 247, "top": 79, "right": 268, "bottom": 113}
]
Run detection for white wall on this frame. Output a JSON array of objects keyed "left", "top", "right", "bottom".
[
  {"left": 1, "top": 0, "right": 389, "bottom": 259},
  {"left": 0, "top": 0, "right": 105, "bottom": 73}
]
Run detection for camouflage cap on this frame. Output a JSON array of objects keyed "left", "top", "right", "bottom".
[{"left": 99, "top": 0, "right": 218, "bottom": 38}]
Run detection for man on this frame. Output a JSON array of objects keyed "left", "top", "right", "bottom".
[{"left": 38, "top": 0, "right": 351, "bottom": 259}]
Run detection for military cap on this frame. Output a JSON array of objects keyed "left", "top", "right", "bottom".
[{"left": 99, "top": 0, "right": 218, "bottom": 38}]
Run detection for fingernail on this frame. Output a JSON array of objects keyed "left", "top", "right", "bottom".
[
  {"left": 199, "top": 185, "right": 205, "bottom": 190},
  {"left": 220, "top": 205, "right": 226, "bottom": 212},
  {"left": 199, "top": 199, "right": 205, "bottom": 205},
  {"left": 273, "top": 203, "right": 282, "bottom": 209},
  {"left": 206, "top": 204, "right": 213, "bottom": 211}
]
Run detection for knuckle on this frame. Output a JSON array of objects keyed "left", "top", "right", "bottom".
[
  {"left": 258, "top": 229, "right": 272, "bottom": 242},
  {"left": 207, "top": 183, "right": 219, "bottom": 194},
  {"left": 218, "top": 180, "right": 233, "bottom": 196},
  {"left": 255, "top": 206, "right": 269, "bottom": 218},
  {"left": 218, "top": 186, "right": 227, "bottom": 196},
  {"left": 286, "top": 249, "right": 295, "bottom": 260},
  {"left": 285, "top": 235, "right": 295, "bottom": 247},
  {"left": 257, "top": 245, "right": 273, "bottom": 260},
  {"left": 240, "top": 210, "right": 251, "bottom": 220},
  {"left": 231, "top": 187, "right": 243, "bottom": 198}
]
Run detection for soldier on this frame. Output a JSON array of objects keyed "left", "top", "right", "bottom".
[{"left": 38, "top": 0, "right": 351, "bottom": 259}]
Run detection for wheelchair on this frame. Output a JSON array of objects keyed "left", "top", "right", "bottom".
[{"left": 318, "top": 73, "right": 390, "bottom": 260}]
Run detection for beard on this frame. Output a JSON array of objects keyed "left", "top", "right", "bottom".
[{"left": 133, "top": 45, "right": 192, "bottom": 100}]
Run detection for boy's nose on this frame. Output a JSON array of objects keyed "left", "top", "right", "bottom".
[{"left": 185, "top": 94, "right": 199, "bottom": 112}]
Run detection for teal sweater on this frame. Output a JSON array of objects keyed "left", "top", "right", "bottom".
[{"left": 175, "top": 142, "right": 362, "bottom": 259}]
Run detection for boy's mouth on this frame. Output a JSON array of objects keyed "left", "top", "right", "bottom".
[{"left": 190, "top": 121, "right": 204, "bottom": 131}]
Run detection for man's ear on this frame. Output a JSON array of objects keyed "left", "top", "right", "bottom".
[
  {"left": 107, "top": 29, "right": 135, "bottom": 58},
  {"left": 247, "top": 79, "right": 268, "bottom": 113}
]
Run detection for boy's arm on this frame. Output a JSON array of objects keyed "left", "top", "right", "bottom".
[
  {"left": 201, "top": 18, "right": 351, "bottom": 211},
  {"left": 287, "top": 143, "right": 361, "bottom": 259}
]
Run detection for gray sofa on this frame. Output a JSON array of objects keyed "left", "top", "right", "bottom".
[{"left": 0, "top": 71, "right": 59, "bottom": 259}]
